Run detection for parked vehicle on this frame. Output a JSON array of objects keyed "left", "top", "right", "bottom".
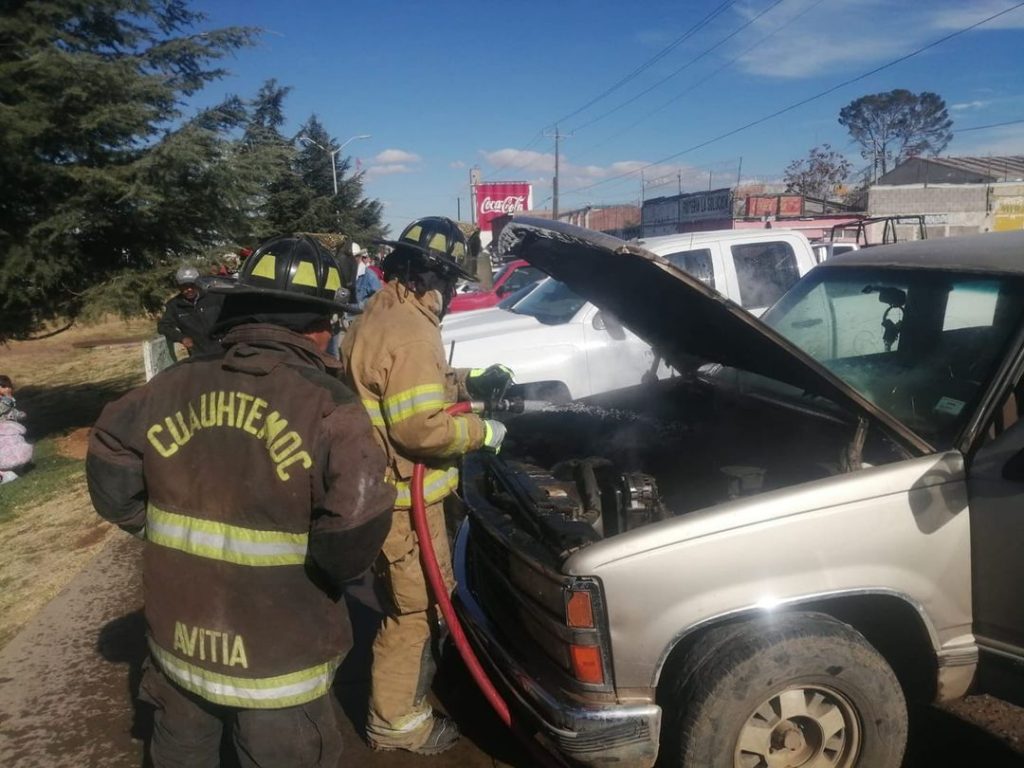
[
  {"left": 453, "top": 219, "right": 1024, "bottom": 768},
  {"left": 448, "top": 258, "right": 547, "bottom": 313},
  {"left": 442, "top": 227, "right": 818, "bottom": 400},
  {"left": 811, "top": 240, "right": 860, "bottom": 263}
]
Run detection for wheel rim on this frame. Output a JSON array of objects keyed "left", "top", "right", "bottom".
[{"left": 733, "top": 684, "right": 862, "bottom": 768}]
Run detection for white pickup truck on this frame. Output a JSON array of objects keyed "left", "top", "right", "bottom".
[{"left": 442, "top": 228, "right": 818, "bottom": 401}]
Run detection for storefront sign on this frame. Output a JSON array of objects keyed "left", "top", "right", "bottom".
[{"left": 678, "top": 188, "right": 733, "bottom": 223}]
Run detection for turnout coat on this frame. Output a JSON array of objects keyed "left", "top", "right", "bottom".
[{"left": 87, "top": 324, "right": 395, "bottom": 708}]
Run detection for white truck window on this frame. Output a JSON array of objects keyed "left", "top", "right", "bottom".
[
  {"left": 731, "top": 241, "right": 800, "bottom": 309},
  {"left": 663, "top": 248, "right": 715, "bottom": 290}
]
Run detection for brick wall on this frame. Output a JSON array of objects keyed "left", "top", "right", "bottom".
[{"left": 867, "top": 182, "right": 1024, "bottom": 239}]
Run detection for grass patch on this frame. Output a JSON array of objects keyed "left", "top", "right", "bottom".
[{"left": 0, "top": 439, "right": 84, "bottom": 521}]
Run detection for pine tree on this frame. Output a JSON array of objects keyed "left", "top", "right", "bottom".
[
  {"left": 264, "top": 114, "right": 387, "bottom": 246},
  {"left": 0, "top": 0, "right": 257, "bottom": 339}
]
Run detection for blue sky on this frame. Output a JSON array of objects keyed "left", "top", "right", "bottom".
[{"left": 190, "top": 0, "right": 1024, "bottom": 234}]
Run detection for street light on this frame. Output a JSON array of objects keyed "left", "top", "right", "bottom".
[{"left": 298, "top": 133, "right": 372, "bottom": 196}]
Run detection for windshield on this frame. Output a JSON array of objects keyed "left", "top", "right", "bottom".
[
  {"left": 497, "top": 282, "right": 538, "bottom": 309},
  {"left": 762, "top": 266, "right": 1024, "bottom": 448},
  {"left": 510, "top": 278, "right": 588, "bottom": 325}
]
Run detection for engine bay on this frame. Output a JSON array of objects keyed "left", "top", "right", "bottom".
[{"left": 480, "top": 377, "right": 906, "bottom": 550}]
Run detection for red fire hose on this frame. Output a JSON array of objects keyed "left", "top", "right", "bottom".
[
  {"left": 410, "top": 402, "right": 565, "bottom": 767},
  {"left": 410, "top": 400, "right": 511, "bottom": 726}
]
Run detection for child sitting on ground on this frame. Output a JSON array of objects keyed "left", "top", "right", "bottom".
[{"left": 0, "top": 375, "right": 33, "bottom": 484}]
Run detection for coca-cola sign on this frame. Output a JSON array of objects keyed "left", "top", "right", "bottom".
[
  {"left": 475, "top": 181, "right": 533, "bottom": 231},
  {"left": 481, "top": 195, "right": 527, "bottom": 214}
]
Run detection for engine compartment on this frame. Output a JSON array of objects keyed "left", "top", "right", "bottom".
[{"left": 486, "top": 375, "right": 906, "bottom": 546}]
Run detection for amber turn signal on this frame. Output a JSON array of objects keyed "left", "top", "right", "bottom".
[
  {"left": 570, "top": 644, "right": 604, "bottom": 684},
  {"left": 566, "top": 590, "right": 595, "bottom": 628}
]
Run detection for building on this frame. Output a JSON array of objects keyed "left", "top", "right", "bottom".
[
  {"left": 557, "top": 204, "right": 641, "bottom": 239},
  {"left": 640, "top": 185, "right": 864, "bottom": 241},
  {"left": 868, "top": 156, "right": 1024, "bottom": 240}
]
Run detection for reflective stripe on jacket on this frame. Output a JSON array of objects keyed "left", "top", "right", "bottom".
[{"left": 341, "top": 280, "right": 487, "bottom": 506}]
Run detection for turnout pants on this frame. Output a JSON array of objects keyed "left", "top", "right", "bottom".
[
  {"left": 139, "top": 658, "right": 343, "bottom": 768},
  {"left": 366, "top": 501, "right": 454, "bottom": 750}
]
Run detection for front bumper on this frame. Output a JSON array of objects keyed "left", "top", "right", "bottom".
[{"left": 453, "top": 522, "right": 661, "bottom": 768}]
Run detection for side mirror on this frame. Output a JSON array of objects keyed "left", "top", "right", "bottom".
[
  {"left": 496, "top": 283, "right": 511, "bottom": 297},
  {"left": 593, "top": 311, "right": 626, "bottom": 340}
]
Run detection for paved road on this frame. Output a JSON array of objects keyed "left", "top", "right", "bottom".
[{"left": 0, "top": 535, "right": 1022, "bottom": 768}]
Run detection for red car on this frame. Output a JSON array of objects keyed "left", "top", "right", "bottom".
[{"left": 448, "top": 259, "right": 546, "bottom": 313}]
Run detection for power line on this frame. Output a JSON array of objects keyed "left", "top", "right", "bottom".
[
  {"left": 958, "top": 118, "right": 1024, "bottom": 132},
  {"left": 484, "top": 2, "right": 738, "bottom": 183},
  {"left": 551, "top": 1, "right": 737, "bottom": 128},
  {"left": 482, "top": 2, "right": 750, "bottom": 184},
  {"left": 573, "top": 0, "right": 828, "bottom": 158},
  {"left": 564, "top": 1, "right": 1024, "bottom": 196},
  {"left": 569, "top": 0, "right": 789, "bottom": 134}
]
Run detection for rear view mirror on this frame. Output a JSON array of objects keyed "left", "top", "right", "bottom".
[{"left": 862, "top": 284, "right": 906, "bottom": 308}]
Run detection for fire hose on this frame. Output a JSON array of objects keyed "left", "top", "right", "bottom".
[{"left": 410, "top": 400, "right": 565, "bottom": 767}]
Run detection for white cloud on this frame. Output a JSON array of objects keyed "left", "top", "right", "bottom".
[
  {"left": 929, "top": 1, "right": 1024, "bottom": 30},
  {"left": 478, "top": 148, "right": 731, "bottom": 205},
  {"left": 480, "top": 148, "right": 555, "bottom": 174},
  {"left": 373, "top": 148, "right": 421, "bottom": 164},
  {"left": 363, "top": 148, "right": 423, "bottom": 180},
  {"left": 450, "top": 160, "right": 466, "bottom": 169},
  {"left": 728, "top": 0, "right": 1024, "bottom": 79},
  {"left": 364, "top": 164, "right": 414, "bottom": 179},
  {"left": 952, "top": 100, "right": 991, "bottom": 111}
]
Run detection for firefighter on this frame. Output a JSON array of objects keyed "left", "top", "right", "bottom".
[
  {"left": 87, "top": 234, "right": 396, "bottom": 768},
  {"left": 341, "top": 216, "right": 512, "bottom": 754}
]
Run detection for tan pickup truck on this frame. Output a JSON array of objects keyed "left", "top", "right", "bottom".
[{"left": 453, "top": 218, "right": 1024, "bottom": 768}]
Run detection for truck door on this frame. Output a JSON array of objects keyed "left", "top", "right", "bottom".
[{"left": 968, "top": 397, "right": 1024, "bottom": 664}]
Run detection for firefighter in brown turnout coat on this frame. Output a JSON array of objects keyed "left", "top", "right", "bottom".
[
  {"left": 87, "top": 235, "right": 396, "bottom": 768},
  {"left": 342, "top": 216, "right": 512, "bottom": 754}
]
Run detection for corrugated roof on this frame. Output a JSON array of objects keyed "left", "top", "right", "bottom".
[{"left": 923, "top": 155, "right": 1024, "bottom": 181}]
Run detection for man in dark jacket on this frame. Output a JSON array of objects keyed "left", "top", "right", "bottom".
[
  {"left": 88, "top": 235, "right": 395, "bottom": 768},
  {"left": 157, "top": 266, "right": 225, "bottom": 357}
]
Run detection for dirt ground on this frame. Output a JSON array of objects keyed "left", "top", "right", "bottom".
[{"left": 2, "top": 319, "right": 1024, "bottom": 767}]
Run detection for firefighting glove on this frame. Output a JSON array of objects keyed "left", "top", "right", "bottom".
[
  {"left": 482, "top": 420, "right": 507, "bottom": 453},
  {"left": 467, "top": 364, "right": 515, "bottom": 400}
]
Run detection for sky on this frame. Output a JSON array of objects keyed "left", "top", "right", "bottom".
[{"left": 188, "top": 0, "right": 1024, "bottom": 235}]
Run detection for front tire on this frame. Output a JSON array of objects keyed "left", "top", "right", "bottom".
[{"left": 668, "top": 614, "right": 907, "bottom": 768}]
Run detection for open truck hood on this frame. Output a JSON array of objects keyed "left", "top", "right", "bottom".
[{"left": 498, "top": 216, "right": 931, "bottom": 454}]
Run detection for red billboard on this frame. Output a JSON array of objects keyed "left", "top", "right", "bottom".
[{"left": 474, "top": 181, "right": 532, "bottom": 232}]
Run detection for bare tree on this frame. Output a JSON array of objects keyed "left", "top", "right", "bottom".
[{"left": 784, "top": 144, "right": 853, "bottom": 200}]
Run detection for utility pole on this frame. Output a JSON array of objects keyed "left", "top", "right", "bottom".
[
  {"left": 544, "top": 126, "right": 572, "bottom": 220},
  {"left": 736, "top": 156, "right": 743, "bottom": 189},
  {"left": 677, "top": 171, "right": 682, "bottom": 194},
  {"left": 469, "top": 167, "right": 481, "bottom": 225}
]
